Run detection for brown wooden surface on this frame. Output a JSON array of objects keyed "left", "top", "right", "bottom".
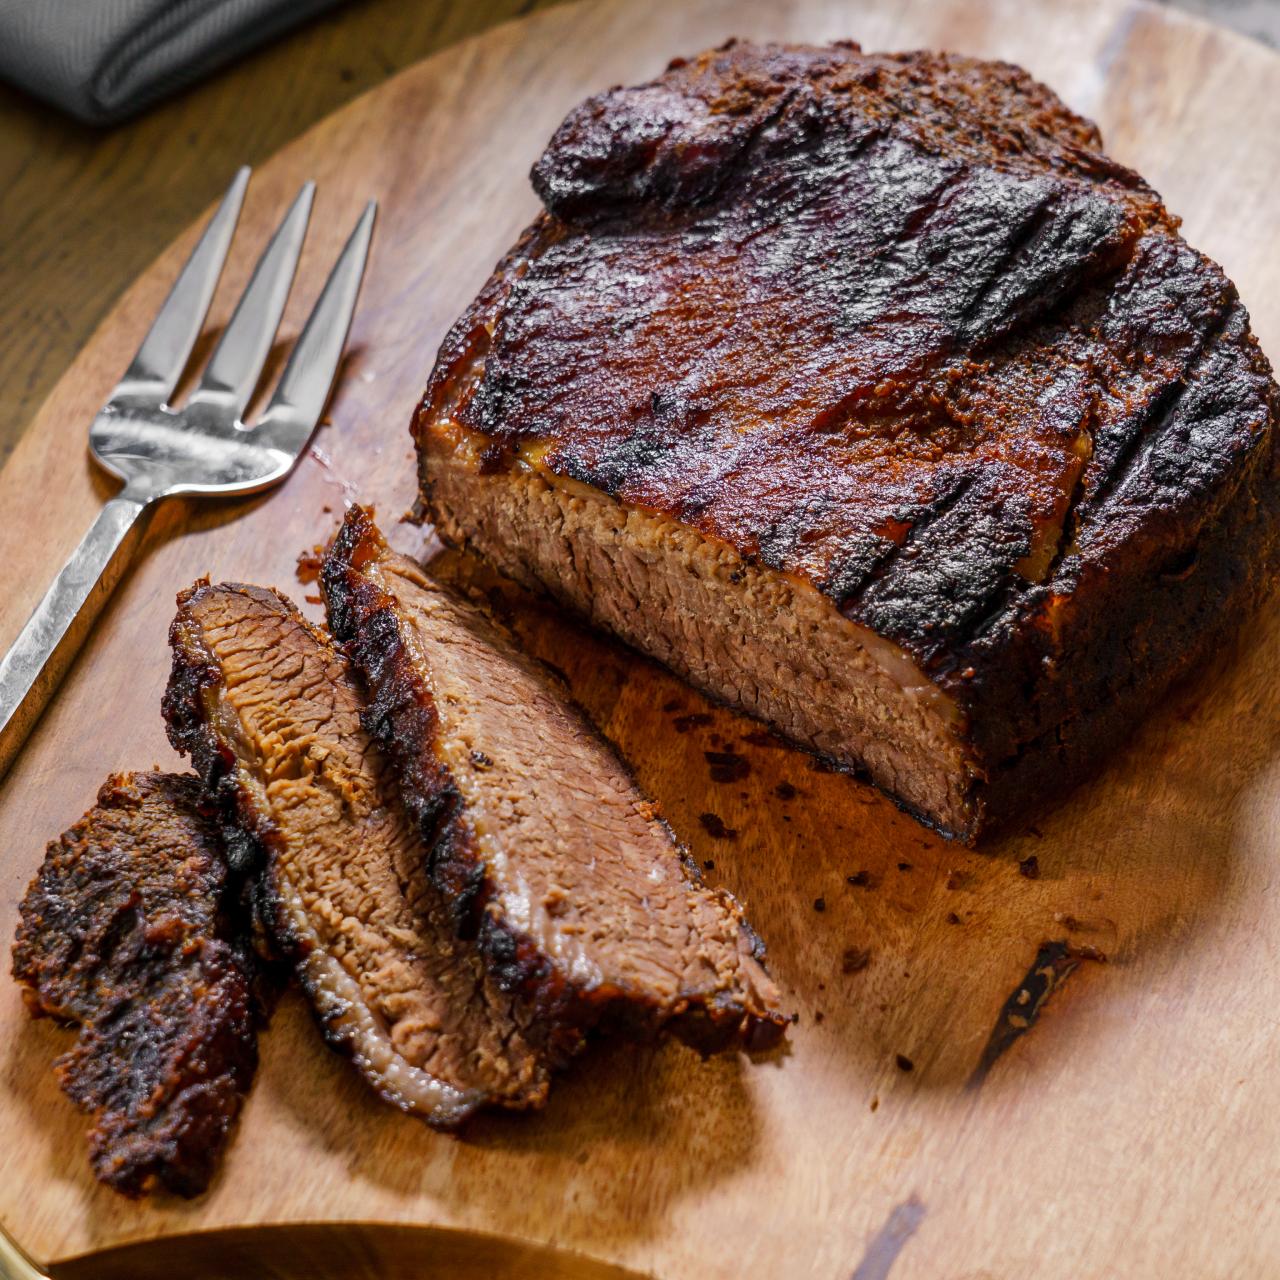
[{"left": 2, "top": 1, "right": 1279, "bottom": 1276}]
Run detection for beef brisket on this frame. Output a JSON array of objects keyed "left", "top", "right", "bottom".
[
  {"left": 322, "top": 506, "right": 785, "bottom": 1055},
  {"left": 11, "top": 772, "right": 258, "bottom": 1197},
  {"left": 415, "top": 40, "right": 1280, "bottom": 840},
  {"left": 163, "top": 581, "right": 550, "bottom": 1126}
]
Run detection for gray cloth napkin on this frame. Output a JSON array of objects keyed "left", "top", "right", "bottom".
[{"left": 0, "top": 0, "right": 344, "bottom": 125}]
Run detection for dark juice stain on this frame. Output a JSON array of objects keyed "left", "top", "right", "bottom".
[
  {"left": 673, "top": 712, "right": 713, "bottom": 733},
  {"left": 705, "top": 750, "right": 750, "bottom": 783}
]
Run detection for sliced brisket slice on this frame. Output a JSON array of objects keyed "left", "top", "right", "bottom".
[
  {"left": 322, "top": 506, "right": 786, "bottom": 1055},
  {"left": 163, "top": 580, "right": 549, "bottom": 1127},
  {"left": 11, "top": 772, "right": 258, "bottom": 1198}
]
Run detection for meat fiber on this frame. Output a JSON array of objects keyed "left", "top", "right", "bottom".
[
  {"left": 415, "top": 39, "right": 1280, "bottom": 840},
  {"left": 11, "top": 772, "right": 258, "bottom": 1197},
  {"left": 163, "top": 581, "right": 550, "bottom": 1127},
  {"left": 322, "top": 506, "right": 785, "bottom": 1056}
]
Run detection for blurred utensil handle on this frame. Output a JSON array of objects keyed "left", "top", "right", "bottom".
[{"left": 0, "top": 487, "right": 152, "bottom": 782}]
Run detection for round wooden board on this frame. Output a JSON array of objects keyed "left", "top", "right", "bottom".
[{"left": 2, "top": 1, "right": 1279, "bottom": 1276}]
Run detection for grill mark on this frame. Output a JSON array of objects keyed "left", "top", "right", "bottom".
[
  {"left": 835, "top": 472, "right": 976, "bottom": 612},
  {"left": 1085, "top": 298, "right": 1236, "bottom": 515}
]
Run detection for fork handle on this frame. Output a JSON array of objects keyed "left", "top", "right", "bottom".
[{"left": 0, "top": 490, "right": 152, "bottom": 781}]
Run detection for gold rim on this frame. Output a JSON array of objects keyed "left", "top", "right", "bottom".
[{"left": 0, "top": 1225, "right": 48, "bottom": 1280}]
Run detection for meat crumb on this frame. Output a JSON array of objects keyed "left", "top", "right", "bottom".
[
  {"left": 295, "top": 545, "right": 324, "bottom": 584},
  {"left": 846, "top": 870, "right": 876, "bottom": 888},
  {"left": 869, "top": 1096, "right": 880, "bottom": 1112},
  {"left": 895, "top": 1054, "right": 914, "bottom": 1073},
  {"left": 946, "top": 911, "right": 961, "bottom": 925},
  {"left": 703, "top": 859, "right": 715, "bottom": 871},
  {"left": 698, "top": 813, "right": 737, "bottom": 839},
  {"left": 1019, "top": 854, "right": 1040, "bottom": 879}
]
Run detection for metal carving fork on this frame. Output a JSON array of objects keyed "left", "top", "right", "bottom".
[{"left": 0, "top": 168, "right": 376, "bottom": 781}]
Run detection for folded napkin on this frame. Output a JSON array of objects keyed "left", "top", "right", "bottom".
[{"left": 0, "top": 0, "right": 344, "bottom": 125}]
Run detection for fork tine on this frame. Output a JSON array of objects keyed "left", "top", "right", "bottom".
[
  {"left": 112, "top": 167, "right": 249, "bottom": 406},
  {"left": 189, "top": 181, "right": 315, "bottom": 419},
  {"left": 254, "top": 200, "right": 376, "bottom": 452}
]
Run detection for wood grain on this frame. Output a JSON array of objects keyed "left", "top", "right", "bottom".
[{"left": 2, "top": 1, "right": 1279, "bottom": 1277}]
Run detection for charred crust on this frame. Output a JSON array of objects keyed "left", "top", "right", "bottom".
[
  {"left": 11, "top": 772, "right": 261, "bottom": 1197},
  {"left": 322, "top": 507, "right": 490, "bottom": 941},
  {"left": 416, "top": 40, "right": 1280, "bottom": 842}
]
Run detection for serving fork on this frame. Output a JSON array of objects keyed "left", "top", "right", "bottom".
[{"left": 0, "top": 167, "right": 375, "bottom": 781}]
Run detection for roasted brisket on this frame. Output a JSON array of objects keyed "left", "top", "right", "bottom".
[
  {"left": 11, "top": 772, "right": 258, "bottom": 1197},
  {"left": 415, "top": 40, "right": 1280, "bottom": 840},
  {"left": 163, "top": 581, "right": 550, "bottom": 1126},
  {"left": 322, "top": 506, "right": 786, "bottom": 1055}
]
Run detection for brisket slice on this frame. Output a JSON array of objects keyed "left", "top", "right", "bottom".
[
  {"left": 415, "top": 40, "right": 1280, "bottom": 841},
  {"left": 11, "top": 772, "right": 258, "bottom": 1198},
  {"left": 322, "top": 506, "right": 785, "bottom": 1055},
  {"left": 163, "top": 581, "right": 550, "bottom": 1126}
]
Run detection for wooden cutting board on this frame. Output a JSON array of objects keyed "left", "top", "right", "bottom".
[{"left": 2, "top": 1, "right": 1278, "bottom": 1276}]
